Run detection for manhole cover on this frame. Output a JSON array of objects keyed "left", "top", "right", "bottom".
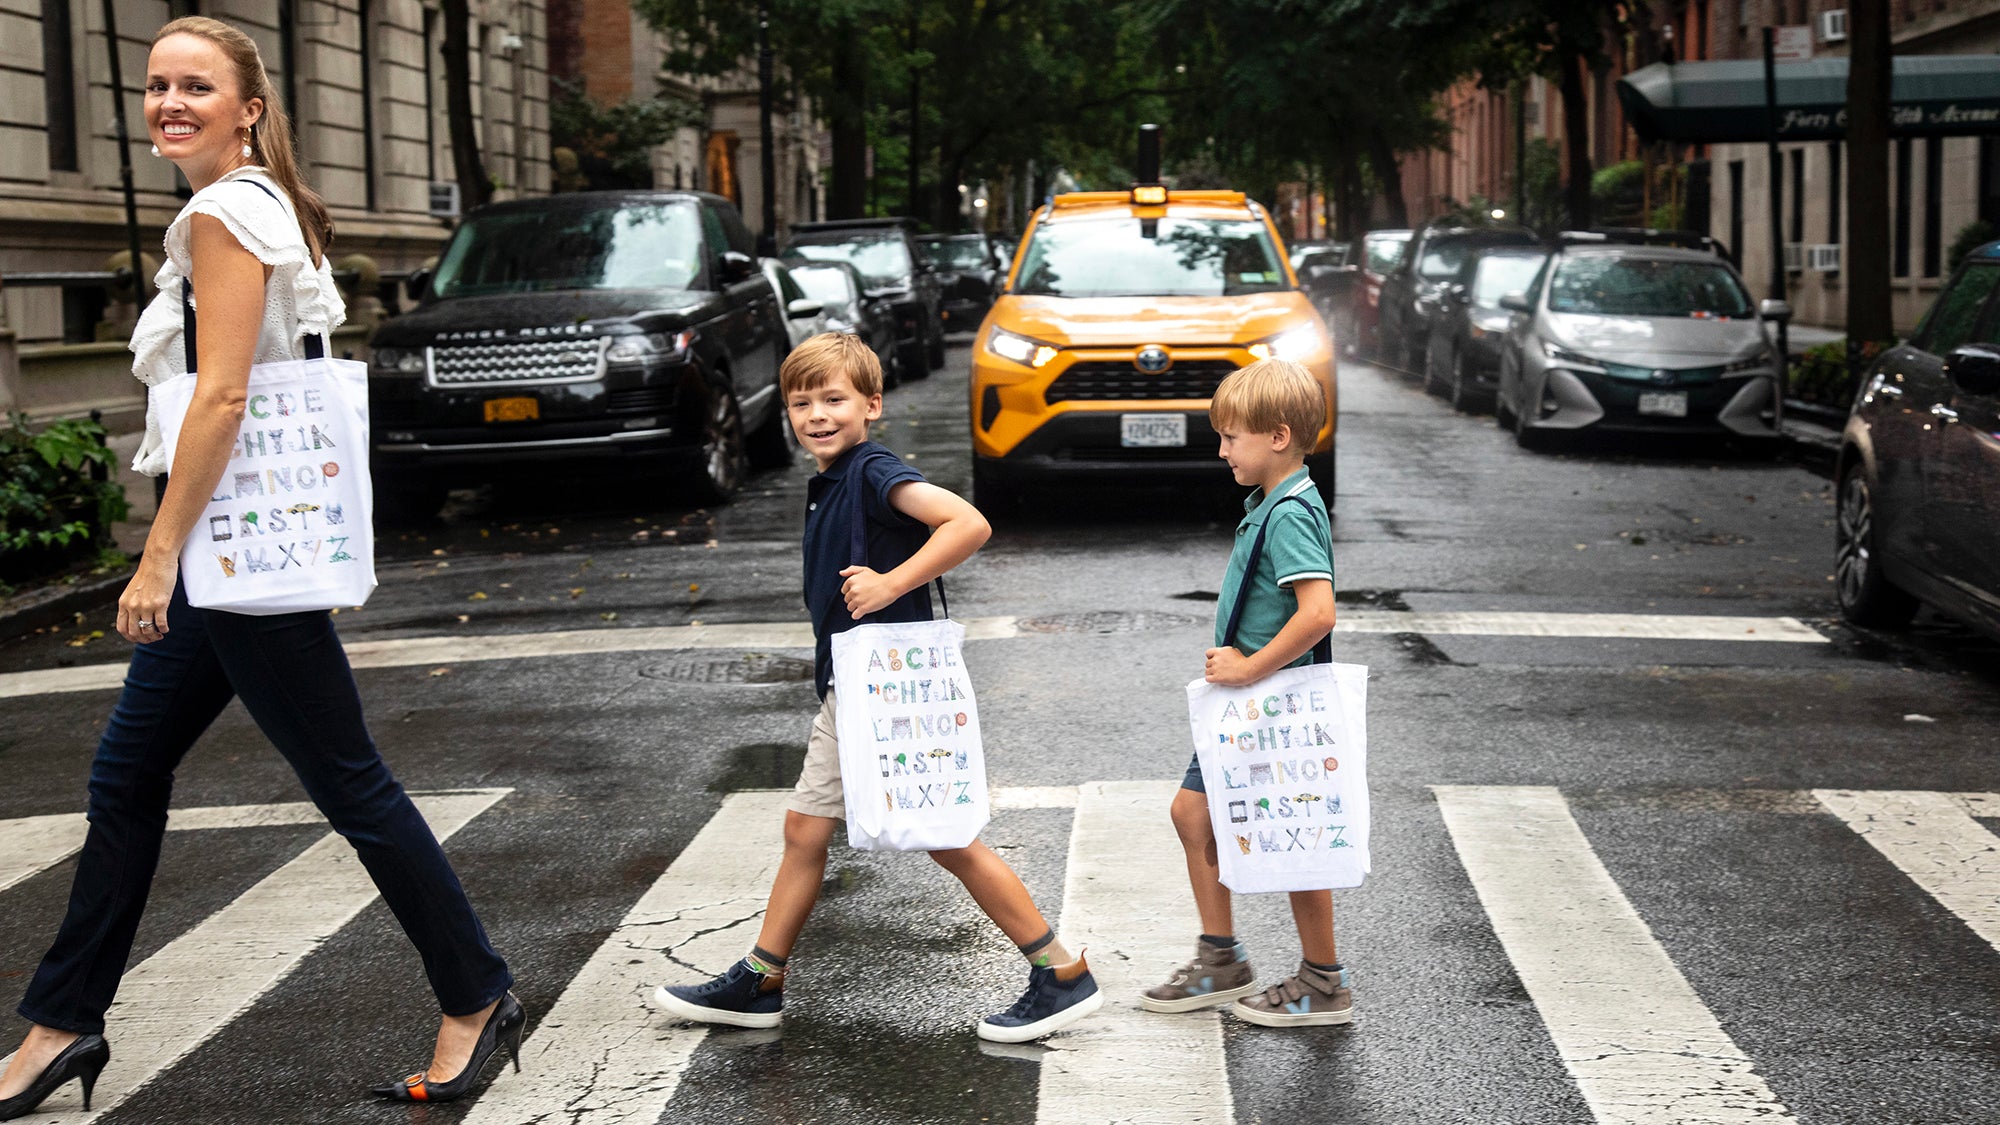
[
  {"left": 642, "top": 652, "right": 815, "bottom": 684},
  {"left": 1016, "top": 610, "right": 1200, "bottom": 635}
]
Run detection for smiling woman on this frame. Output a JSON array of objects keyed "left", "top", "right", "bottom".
[{"left": 0, "top": 16, "right": 522, "bottom": 1123}]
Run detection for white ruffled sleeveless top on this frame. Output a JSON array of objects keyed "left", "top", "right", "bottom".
[{"left": 128, "top": 166, "right": 346, "bottom": 476}]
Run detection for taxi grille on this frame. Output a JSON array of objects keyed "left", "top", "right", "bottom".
[
  {"left": 427, "top": 339, "right": 605, "bottom": 387},
  {"left": 1044, "top": 360, "right": 1239, "bottom": 403}
]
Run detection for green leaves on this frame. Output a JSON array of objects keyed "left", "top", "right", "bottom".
[{"left": 0, "top": 415, "right": 130, "bottom": 572}]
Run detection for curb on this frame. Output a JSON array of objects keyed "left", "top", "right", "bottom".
[{"left": 0, "top": 566, "right": 134, "bottom": 643}]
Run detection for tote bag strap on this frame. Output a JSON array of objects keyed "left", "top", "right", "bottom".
[
  {"left": 846, "top": 447, "right": 950, "bottom": 621},
  {"left": 180, "top": 178, "right": 328, "bottom": 373},
  {"left": 1220, "top": 493, "right": 1333, "bottom": 665}
]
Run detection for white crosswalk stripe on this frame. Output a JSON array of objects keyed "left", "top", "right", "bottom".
[
  {"left": 0, "top": 789, "right": 510, "bottom": 1124},
  {"left": 0, "top": 608, "right": 1826, "bottom": 699},
  {"left": 1433, "top": 785, "right": 1798, "bottom": 1125},
  {"left": 3, "top": 784, "right": 1997, "bottom": 1122}
]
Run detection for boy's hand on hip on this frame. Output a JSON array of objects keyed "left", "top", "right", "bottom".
[
  {"left": 839, "top": 565, "right": 901, "bottom": 619},
  {"left": 1204, "top": 646, "right": 1256, "bottom": 686}
]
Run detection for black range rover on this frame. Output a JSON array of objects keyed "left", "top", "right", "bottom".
[{"left": 367, "top": 191, "right": 802, "bottom": 513}]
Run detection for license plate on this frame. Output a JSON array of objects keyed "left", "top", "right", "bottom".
[
  {"left": 1637, "top": 391, "right": 1688, "bottom": 418},
  {"left": 1121, "top": 413, "right": 1186, "bottom": 447},
  {"left": 484, "top": 396, "right": 539, "bottom": 423}
]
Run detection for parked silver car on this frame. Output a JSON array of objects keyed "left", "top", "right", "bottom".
[{"left": 1494, "top": 234, "right": 1788, "bottom": 448}]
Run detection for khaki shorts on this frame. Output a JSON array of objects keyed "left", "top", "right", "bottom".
[{"left": 788, "top": 689, "right": 846, "bottom": 819}]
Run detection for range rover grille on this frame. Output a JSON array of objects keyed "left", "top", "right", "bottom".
[
  {"left": 1044, "top": 360, "right": 1239, "bottom": 403},
  {"left": 427, "top": 338, "right": 606, "bottom": 387}
]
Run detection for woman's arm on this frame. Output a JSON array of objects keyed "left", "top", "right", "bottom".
[
  {"left": 837, "top": 480, "right": 991, "bottom": 618},
  {"left": 117, "top": 214, "right": 271, "bottom": 643}
]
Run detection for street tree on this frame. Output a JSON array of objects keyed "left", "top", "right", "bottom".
[
  {"left": 1844, "top": 0, "right": 1893, "bottom": 364},
  {"left": 441, "top": 0, "right": 490, "bottom": 210}
]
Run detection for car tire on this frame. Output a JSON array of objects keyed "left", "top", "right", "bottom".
[
  {"left": 881, "top": 347, "right": 903, "bottom": 390},
  {"left": 972, "top": 459, "right": 1017, "bottom": 519},
  {"left": 900, "top": 341, "right": 930, "bottom": 380},
  {"left": 374, "top": 479, "right": 450, "bottom": 525},
  {"left": 1495, "top": 356, "right": 1518, "bottom": 428},
  {"left": 746, "top": 399, "right": 793, "bottom": 470},
  {"left": 1423, "top": 341, "right": 1448, "bottom": 396},
  {"left": 1306, "top": 449, "right": 1337, "bottom": 507},
  {"left": 1834, "top": 466, "right": 1920, "bottom": 628},
  {"left": 928, "top": 323, "right": 947, "bottom": 369},
  {"left": 1448, "top": 348, "right": 1479, "bottom": 414},
  {"left": 686, "top": 383, "right": 747, "bottom": 505}
]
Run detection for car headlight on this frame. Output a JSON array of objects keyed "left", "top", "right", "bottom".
[
  {"left": 1247, "top": 323, "right": 1325, "bottom": 362},
  {"left": 1724, "top": 353, "right": 1775, "bottom": 374},
  {"left": 986, "top": 325, "right": 1059, "bottom": 368},
  {"left": 370, "top": 347, "right": 425, "bottom": 376},
  {"left": 604, "top": 330, "right": 693, "bottom": 363},
  {"left": 1541, "top": 340, "right": 1604, "bottom": 368}
]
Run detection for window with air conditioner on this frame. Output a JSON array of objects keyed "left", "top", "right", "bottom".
[{"left": 1820, "top": 9, "right": 1847, "bottom": 42}]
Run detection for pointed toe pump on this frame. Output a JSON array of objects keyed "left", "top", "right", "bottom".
[
  {"left": 0, "top": 1034, "right": 111, "bottom": 1120},
  {"left": 371, "top": 992, "right": 525, "bottom": 1103}
]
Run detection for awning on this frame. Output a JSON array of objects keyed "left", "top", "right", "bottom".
[{"left": 1617, "top": 56, "right": 2000, "bottom": 143}]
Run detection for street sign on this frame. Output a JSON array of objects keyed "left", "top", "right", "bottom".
[
  {"left": 428, "top": 181, "right": 461, "bottom": 219},
  {"left": 1773, "top": 25, "right": 1813, "bottom": 61}
]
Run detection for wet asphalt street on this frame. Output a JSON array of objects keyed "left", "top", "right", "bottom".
[{"left": 2, "top": 339, "right": 1998, "bottom": 1125}]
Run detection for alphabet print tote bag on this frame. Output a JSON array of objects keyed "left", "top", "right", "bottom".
[
  {"left": 154, "top": 277, "right": 376, "bottom": 615},
  {"left": 1187, "top": 495, "right": 1370, "bottom": 893},
  {"left": 828, "top": 449, "right": 990, "bottom": 851}
]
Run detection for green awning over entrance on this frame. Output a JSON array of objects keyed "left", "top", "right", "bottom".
[{"left": 1617, "top": 56, "right": 2000, "bottom": 143}]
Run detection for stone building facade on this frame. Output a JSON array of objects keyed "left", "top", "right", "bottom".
[{"left": 0, "top": 0, "right": 552, "bottom": 353}]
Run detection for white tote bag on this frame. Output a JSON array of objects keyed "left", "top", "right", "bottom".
[
  {"left": 1188, "top": 660, "right": 1370, "bottom": 894},
  {"left": 831, "top": 616, "right": 991, "bottom": 851},
  {"left": 153, "top": 274, "right": 377, "bottom": 615}
]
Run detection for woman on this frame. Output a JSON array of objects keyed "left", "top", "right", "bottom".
[{"left": 0, "top": 17, "right": 522, "bottom": 1118}]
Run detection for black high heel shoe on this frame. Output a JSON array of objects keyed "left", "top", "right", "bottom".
[
  {"left": 0, "top": 1034, "right": 111, "bottom": 1120},
  {"left": 371, "top": 992, "right": 525, "bottom": 1103}
]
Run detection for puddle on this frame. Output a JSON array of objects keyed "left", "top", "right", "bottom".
[{"left": 708, "top": 742, "right": 808, "bottom": 792}]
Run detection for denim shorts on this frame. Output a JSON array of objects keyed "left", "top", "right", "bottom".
[{"left": 1180, "top": 751, "right": 1206, "bottom": 794}]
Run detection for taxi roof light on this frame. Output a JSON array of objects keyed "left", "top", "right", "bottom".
[{"left": 1131, "top": 185, "right": 1168, "bottom": 205}]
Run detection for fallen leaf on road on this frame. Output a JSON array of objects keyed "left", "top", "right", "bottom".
[
  {"left": 689, "top": 583, "right": 700, "bottom": 593},
  {"left": 600, "top": 612, "right": 618, "bottom": 621},
  {"left": 1904, "top": 713, "right": 1936, "bottom": 723},
  {"left": 468, "top": 591, "right": 489, "bottom": 601},
  {"left": 569, "top": 587, "right": 586, "bottom": 598},
  {"left": 456, "top": 614, "right": 470, "bottom": 624},
  {"left": 430, "top": 667, "right": 451, "bottom": 677}
]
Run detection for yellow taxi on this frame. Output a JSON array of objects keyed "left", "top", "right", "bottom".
[{"left": 969, "top": 181, "right": 1336, "bottom": 509}]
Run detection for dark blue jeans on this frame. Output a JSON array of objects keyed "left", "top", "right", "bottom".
[{"left": 18, "top": 577, "right": 511, "bottom": 1035}]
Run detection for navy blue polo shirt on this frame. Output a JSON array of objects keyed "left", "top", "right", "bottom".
[{"left": 804, "top": 441, "right": 933, "bottom": 698}]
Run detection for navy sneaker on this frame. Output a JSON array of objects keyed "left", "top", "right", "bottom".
[
  {"left": 977, "top": 956, "right": 1104, "bottom": 1043},
  {"left": 654, "top": 960, "right": 783, "bottom": 1029}
]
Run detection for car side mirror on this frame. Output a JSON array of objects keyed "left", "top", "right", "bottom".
[
  {"left": 1499, "top": 292, "right": 1530, "bottom": 313},
  {"left": 1944, "top": 344, "right": 2000, "bottom": 397},
  {"left": 1759, "top": 298, "right": 1793, "bottom": 322},
  {"left": 717, "top": 251, "right": 756, "bottom": 284},
  {"left": 405, "top": 267, "right": 432, "bottom": 301},
  {"left": 786, "top": 298, "right": 824, "bottom": 320}
]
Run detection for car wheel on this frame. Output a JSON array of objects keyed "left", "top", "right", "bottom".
[
  {"left": 881, "top": 348, "right": 902, "bottom": 390},
  {"left": 900, "top": 341, "right": 930, "bottom": 380},
  {"left": 972, "top": 459, "right": 1016, "bottom": 519},
  {"left": 374, "top": 480, "right": 450, "bottom": 525},
  {"left": 1306, "top": 449, "right": 1336, "bottom": 507},
  {"left": 1834, "top": 466, "right": 1920, "bottom": 628},
  {"left": 1494, "top": 355, "right": 1518, "bottom": 428},
  {"left": 928, "top": 323, "right": 947, "bottom": 369},
  {"left": 687, "top": 383, "right": 747, "bottom": 504},
  {"left": 746, "top": 399, "right": 792, "bottom": 470},
  {"left": 1423, "top": 342, "right": 1448, "bottom": 396},
  {"left": 1448, "top": 348, "right": 1479, "bottom": 413}
]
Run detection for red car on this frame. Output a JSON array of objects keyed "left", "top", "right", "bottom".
[{"left": 1338, "top": 229, "right": 1411, "bottom": 360}]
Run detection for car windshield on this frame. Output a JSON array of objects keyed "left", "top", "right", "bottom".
[
  {"left": 430, "top": 202, "right": 704, "bottom": 297},
  {"left": 922, "top": 239, "right": 988, "bottom": 269},
  {"left": 1419, "top": 237, "right": 1533, "bottom": 281},
  {"left": 787, "top": 237, "right": 912, "bottom": 290},
  {"left": 1472, "top": 254, "right": 1548, "bottom": 306},
  {"left": 790, "top": 266, "right": 856, "bottom": 309},
  {"left": 1547, "top": 255, "right": 1755, "bottom": 317},
  {"left": 1364, "top": 235, "right": 1408, "bottom": 274},
  {"left": 1014, "top": 217, "right": 1287, "bottom": 298}
]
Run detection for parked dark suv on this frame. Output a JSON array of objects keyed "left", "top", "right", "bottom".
[
  {"left": 1835, "top": 239, "right": 2000, "bottom": 641},
  {"left": 1377, "top": 223, "right": 1543, "bottom": 372},
  {"left": 785, "top": 218, "right": 944, "bottom": 377},
  {"left": 368, "top": 191, "right": 799, "bottom": 513},
  {"left": 916, "top": 233, "right": 1002, "bottom": 332}
]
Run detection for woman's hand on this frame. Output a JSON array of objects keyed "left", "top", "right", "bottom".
[{"left": 117, "top": 552, "right": 180, "bottom": 643}]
